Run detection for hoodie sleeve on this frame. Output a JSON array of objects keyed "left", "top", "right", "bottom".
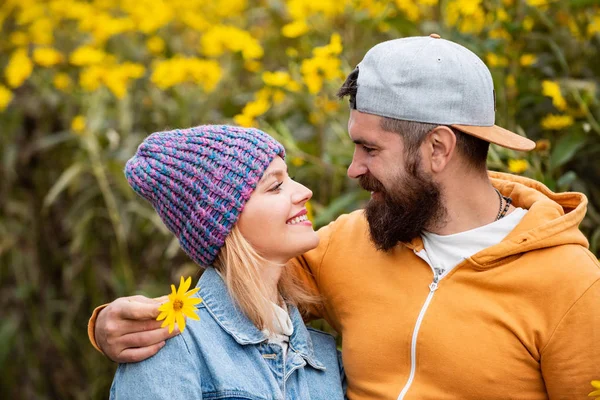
[
  {"left": 541, "top": 278, "right": 600, "bottom": 399},
  {"left": 289, "top": 218, "right": 336, "bottom": 322}
]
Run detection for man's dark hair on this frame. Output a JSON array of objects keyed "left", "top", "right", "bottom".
[{"left": 337, "top": 69, "right": 489, "bottom": 170}]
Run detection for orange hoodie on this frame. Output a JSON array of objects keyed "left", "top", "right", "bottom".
[
  {"left": 292, "top": 172, "right": 600, "bottom": 399},
  {"left": 89, "top": 172, "right": 599, "bottom": 399}
]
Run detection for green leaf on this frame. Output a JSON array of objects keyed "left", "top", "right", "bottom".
[
  {"left": 43, "top": 163, "right": 86, "bottom": 210},
  {"left": 314, "top": 191, "right": 363, "bottom": 227},
  {"left": 550, "top": 132, "right": 587, "bottom": 170},
  {"left": 556, "top": 171, "right": 578, "bottom": 191}
]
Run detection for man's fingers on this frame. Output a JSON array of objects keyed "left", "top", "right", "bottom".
[
  {"left": 120, "top": 326, "right": 177, "bottom": 349},
  {"left": 117, "top": 341, "right": 166, "bottom": 363},
  {"left": 118, "top": 300, "right": 161, "bottom": 320},
  {"left": 129, "top": 295, "right": 163, "bottom": 305},
  {"left": 154, "top": 295, "right": 169, "bottom": 303}
]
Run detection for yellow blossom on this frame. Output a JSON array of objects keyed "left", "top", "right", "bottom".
[
  {"left": 507, "top": 159, "right": 529, "bottom": 174},
  {"left": 71, "top": 115, "right": 86, "bottom": 134},
  {"left": 526, "top": 0, "right": 548, "bottom": 7},
  {"left": 272, "top": 89, "right": 286, "bottom": 105},
  {"left": 146, "top": 36, "right": 165, "bottom": 54},
  {"left": 53, "top": 73, "right": 72, "bottom": 91},
  {"left": 233, "top": 113, "right": 256, "bottom": 127},
  {"left": 201, "top": 25, "right": 263, "bottom": 60},
  {"left": 151, "top": 57, "right": 222, "bottom": 92},
  {"left": 282, "top": 20, "right": 309, "bottom": 38},
  {"left": 588, "top": 15, "right": 600, "bottom": 37},
  {"left": 262, "top": 71, "right": 291, "bottom": 87},
  {"left": 523, "top": 16, "right": 534, "bottom": 31},
  {"left": 157, "top": 276, "right": 202, "bottom": 334},
  {"left": 9, "top": 32, "right": 29, "bottom": 47},
  {"left": 33, "top": 47, "right": 63, "bottom": 67},
  {"left": 70, "top": 46, "right": 107, "bottom": 66},
  {"left": 286, "top": 81, "right": 302, "bottom": 92},
  {"left": 244, "top": 60, "right": 262, "bottom": 72},
  {"left": 540, "top": 114, "right": 574, "bottom": 130},
  {"left": 535, "top": 139, "right": 551, "bottom": 152},
  {"left": 395, "top": 0, "right": 421, "bottom": 22},
  {"left": 519, "top": 54, "right": 537, "bottom": 67},
  {"left": 30, "top": 18, "right": 54, "bottom": 45},
  {"left": 485, "top": 53, "right": 509, "bottom": 68},
  {"left": 0, "top": 85, "right": 14, "bottom": 111},
  {"left": 291, "top": 156, "right": 305, "bottom": 167},
  {"left": 542, "top": 80, "right": 567, "bottom": 111},
  {"left": 589, "top": 380, "right": 600, "bottom": 399},
  {"left": 5, "top": 49, "right": 33, "bottom": 88},
  {"left": 286, "top": 47, "right": 299, "bottom": 58},
  {"left": 506, "top": 75, "right": 516, "bottom": 88}
]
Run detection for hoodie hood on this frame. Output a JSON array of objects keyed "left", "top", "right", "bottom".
[{"left": 468, "top": 171, "right": 589, "bottom": 267}]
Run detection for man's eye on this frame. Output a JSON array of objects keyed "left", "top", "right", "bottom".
[{"left": 363, "top": 146, "right": 375, "bottom": 153}]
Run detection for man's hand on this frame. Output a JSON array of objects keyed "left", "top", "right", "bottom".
[{"left": 95, "top": 295, "right": 180, "bottom": 363}]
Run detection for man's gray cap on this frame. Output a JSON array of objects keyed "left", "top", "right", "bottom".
[{"left": 355, "top": 34, "right": 535, "bottom": 151}]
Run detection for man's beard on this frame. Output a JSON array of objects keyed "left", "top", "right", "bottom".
[{"left": 359, "top": 160, "right": 447, "bottom": 251}]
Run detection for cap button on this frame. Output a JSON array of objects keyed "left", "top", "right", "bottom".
[{"left": 429, "top": 33, "right": 441, "bottom": 39}]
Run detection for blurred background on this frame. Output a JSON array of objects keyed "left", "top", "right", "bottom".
[{"left": 0, "top": 0, "right": 598, "bottom": 398}]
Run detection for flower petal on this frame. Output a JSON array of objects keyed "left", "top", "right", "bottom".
[
  {"left": 156, "top": 310, "right": 168, "bottom": 321},
  {"left": 589, "top": 389, "right": 600, "bottom": 397},
  {"left": 180, "top": 276, "right": 192, "bottom": 294},
  {"left": 186, "top": 297, "right": 202, "bottom": 306},
  {"left": 593, "top": 381, "right": 600, "bottom": 389},
  {"left": 176, "top": 311, "right": 186, "bottom": 332},
  {"left": 183, "top": 307, "right": 200, "bottom": 320},
  {"left": 184, "top": 287, "right": 200, "bottom": 297}
]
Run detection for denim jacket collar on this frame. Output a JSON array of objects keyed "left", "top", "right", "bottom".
[{"left": 197, "top": 268, "right": 325, "bottom": 370}]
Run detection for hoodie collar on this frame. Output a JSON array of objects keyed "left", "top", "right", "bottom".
[{"left": 197, "top": 268, "right": 325, "bottom": 369}]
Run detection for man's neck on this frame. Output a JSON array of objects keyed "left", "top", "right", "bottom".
[{"left": 428, "top": 172, "right": 514, "bottom": 236}]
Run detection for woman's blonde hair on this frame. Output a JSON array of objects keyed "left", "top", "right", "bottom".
[{"left": 213, "top": 225, "right": 320, "bottom": 333}]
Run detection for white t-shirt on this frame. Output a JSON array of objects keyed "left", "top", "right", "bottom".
[{"left": 420, "top": 208, "right": 528, "bottom": 278}]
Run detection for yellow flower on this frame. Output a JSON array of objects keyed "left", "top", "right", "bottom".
[
  {"left": 523, "top": 16, "right": 535, "bottom": 31},
  {"left": 0, "top": 85, "right": 13, "bottom": 111},
  {"left": 589, "top": 380, "right": 600, "bottom": 399},
  {"left": 542, "top": 80, "right": 567, "bottom": 111},
  {"left": 71, "top": 115, "right": 86, "bottom": 134},
  {"left": 33, "top": 47, "right": 63, "bottom": 67},
  {"left": 70, "top": 46, "right": 107, "bottom": 66},
  {"left": 146, "top": 36, "right": 165, "bottom": 54},
  {"left": 519, "top": 54, "right": 537, "bottom": 67},
  {"left": 540, "top": 114, "right": 574, "bottom": 130},
  {"left": 5, "top": 49, "right": 33, "bottom": 88},
  {"left": 9, "top": 32, "right": 29, "bottom": 47},
  {"left": 291, "top": 156, "right": 305, "bottom": 167},
  {"left": 53, "top": 73, "right": 72, "bottom": 91},
  {"left": 508, "top": 159, "right": 529, "bottom": 174},
  {"left": 233, "top": 113, "right": 256, "bottom": 127},
  {"left": 262, "top": 71, "right": 291, "bottom": 87},
  {"left": 157, "top": 276, "right": 202, "bottom": 334},
  {"left": 485, "top": 53, "right": 509, "bottom": 68},
  {"left": 282, "top": 20, "right": 309, "bottom": 38}
]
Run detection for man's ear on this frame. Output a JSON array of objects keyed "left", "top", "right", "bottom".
[{"left": 423, "top": 126, "right": 457, "bottom": 173}]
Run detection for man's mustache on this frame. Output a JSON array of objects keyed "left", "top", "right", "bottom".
[{"left": 358, "top": 174, "right": 386, "bottom": 193}]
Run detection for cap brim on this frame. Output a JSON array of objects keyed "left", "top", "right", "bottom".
[{"left": 451, "top": 124, "right": 536, "bottom": 152}]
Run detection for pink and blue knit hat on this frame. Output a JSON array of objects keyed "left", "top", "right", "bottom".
[{"left": 125, "top": 125, "right": 285, "bottom": 267}]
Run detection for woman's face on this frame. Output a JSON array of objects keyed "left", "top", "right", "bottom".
[{"left": 237, "top": 157, "right": 319, "bottom": 264}]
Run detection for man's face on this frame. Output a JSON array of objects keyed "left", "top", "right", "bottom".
[{"left": 347, "top": 110, "right": 446, "bottom": 250}]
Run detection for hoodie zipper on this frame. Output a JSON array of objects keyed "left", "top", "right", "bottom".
[{"left": 397, "top": 251, "right": 442, "bottom": 400}]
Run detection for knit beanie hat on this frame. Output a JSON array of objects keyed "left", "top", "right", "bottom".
[{"left": 124, "top": 125, "right": 285, "bottom": 267}]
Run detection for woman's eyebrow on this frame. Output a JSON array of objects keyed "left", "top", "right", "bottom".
[{"left": 259, "top": 169, "right": 286, "bottom": 184}]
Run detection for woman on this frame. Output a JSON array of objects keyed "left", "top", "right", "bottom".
[{"left": 110, "top": 125, "right": 346, "bottom": 399}]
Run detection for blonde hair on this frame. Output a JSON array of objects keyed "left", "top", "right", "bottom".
[{"left": 213, "top": 225, "right": 320, "bottom": 333}]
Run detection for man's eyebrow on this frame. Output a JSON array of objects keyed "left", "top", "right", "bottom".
[
  {"left": 353, "top": 138, "right": 378, "bottom": 147},
  {"left": 259, "top": 169, "right": 286, "bottom": 184}
]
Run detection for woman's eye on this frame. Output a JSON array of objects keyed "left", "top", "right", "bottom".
[{"left": 270, "top": 182, "right": 283, "bottom": 192}]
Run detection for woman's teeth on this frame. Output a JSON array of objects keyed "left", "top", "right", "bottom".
[{"left": 287, "top": 214, "right": 308, "bottom": 225}]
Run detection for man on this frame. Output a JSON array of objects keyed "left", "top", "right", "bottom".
[{"left": 89, "top": 35, "right": 599, "bottom": 399}]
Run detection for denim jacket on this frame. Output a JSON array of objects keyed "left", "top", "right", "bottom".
[{"left": 110, "top": 268, "right": 346, "bottom": 399}]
